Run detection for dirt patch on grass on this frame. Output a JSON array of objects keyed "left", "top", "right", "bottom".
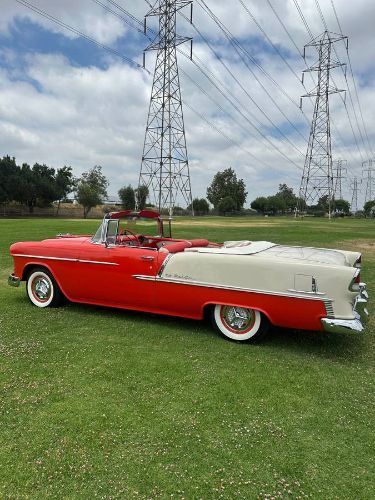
[
  {"left": 172, "top": 220, "right": 283, "bottom": 228},
  {"left": 334, "top": 239, "right": 375, "bottom": 254}
]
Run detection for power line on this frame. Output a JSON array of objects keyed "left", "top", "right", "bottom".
[
  {"left": 89, "top": 0, "right": 303, "bottom": 170},
  {"left": 91, "top": 0, "right": 145, "bottom": 34},
  {"left": 178, "top": 14, "right": 306, "bottom": 156},
  {"left": 289, "top": 0, "right": 365, "bottom": 165},
  {"left": 266, "top": 0, "right": 354, "bottom": 164},
  {"left": 237, "top": 0, "right": 302, "bottom": 84},
  {"left": 313, "top": 0, "right": 369, "bottom": 160},
  {"left": 330, "top": 0, "right": 374, "bottom": 158},
  {"left": 14, "top": 0, "right": 309, "bottom": 184},
  {"left": 180, "top": 10, "right": 308, "bottom": 144},
  {"left": 14, "top": 0, "right": 149, "bottom": 73},
  {"left": 196, "top": 0, "right": 304, "bottom": 114}
]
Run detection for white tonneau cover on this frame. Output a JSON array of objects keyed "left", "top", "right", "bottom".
[
  {"left": 185, "top": 240, "right": 353, "bottom": 266},
  {"left": 185, "top": 241, "right": 276, "bottom": 255}
]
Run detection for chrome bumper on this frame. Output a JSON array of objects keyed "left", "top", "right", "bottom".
[
  {"left": 322, "top": 282, "right": 369, "bottom": 334},
  {"left": 8, "top": 274, "right": 21, "bottom": 288}
]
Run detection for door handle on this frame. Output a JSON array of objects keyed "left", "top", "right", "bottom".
[{"left": 141, "top": 255, "right": 155, "bottom": 261}]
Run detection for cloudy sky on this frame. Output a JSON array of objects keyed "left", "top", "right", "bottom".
[{"left": 0, "top": 0, "right": 374, "bottom": 206}]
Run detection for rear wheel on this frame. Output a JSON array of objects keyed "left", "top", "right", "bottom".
[
  {"left": 212, "top": 304, "right": 269, "bottom": 342},
  {"left": 26, "top": 268, "right": 63, "bottom": 308}
]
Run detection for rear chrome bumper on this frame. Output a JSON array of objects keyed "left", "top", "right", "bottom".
[
  {"left": 321, "top": 282, "right": 369, "bottom": 334},
  {"left": 8, "top": 274, "right": 21, "bottom": 287}
]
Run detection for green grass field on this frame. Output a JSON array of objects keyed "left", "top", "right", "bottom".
[{"left": 0, "top": 217, "right": 374, "bottom": 499}]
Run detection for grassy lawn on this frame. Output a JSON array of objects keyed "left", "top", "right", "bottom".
[{"left": 0, "top": 217, "right": 374, "bottom": 499}]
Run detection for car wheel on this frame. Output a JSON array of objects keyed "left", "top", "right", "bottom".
[
  {"left": 26, "top": 268, "right": 63, "bottom": 308},
  {"left": 212, "top": 304, "right": 269, "bottom": 342}
]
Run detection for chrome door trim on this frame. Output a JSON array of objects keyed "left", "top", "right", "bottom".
[{"left": 12, "top": 254, "right": 119, "bottom": 266}]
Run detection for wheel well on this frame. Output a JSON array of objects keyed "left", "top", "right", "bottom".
[
  {"left": 22, "top": 264, "right": 49, "bottom": 281},
  {"left": 203, "top": 303, "right": 214, "bottom": 320},
  {"left": 203, "top": 302, "right": 272, "bottom": 324}
]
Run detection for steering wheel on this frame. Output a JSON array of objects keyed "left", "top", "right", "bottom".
[{"left": 120, "top": 228, "right": 141, "bottom": 246}]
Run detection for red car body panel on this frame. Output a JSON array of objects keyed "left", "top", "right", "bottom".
[{"left": 10, "top": 235, "right": 326, "bottom": 331}]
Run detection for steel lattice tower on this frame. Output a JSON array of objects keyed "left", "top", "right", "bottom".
[
  {"left": 298, "top": 31, "right": 347, "bottom": 217},
  {"left": 333, "top": 159, "right": 347, "bottom": 200},
  {"left": 138, "top": 0, "right": 193, "bottom": 216},
  {"left": 350, "top": 177, "right": 360, "bottom": 213},
  {"left": 363, "top": 160, "right": 375, "bottom": 203}
]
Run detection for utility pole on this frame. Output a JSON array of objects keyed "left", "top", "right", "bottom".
[
  {"left": 298, "top": 31, "right": 347, "bottom": 218},
  {"left": 138, "top": 0, "right": 194, "bottom": 216},
  {"left": 350, "top": 177, "right": 360, "bottom": 213},
  {"left": 362, "top": 159, "right": 375, "bottom": 203},
  {"left": 333, "top": 159, "right": 347, "bottom": 200}
]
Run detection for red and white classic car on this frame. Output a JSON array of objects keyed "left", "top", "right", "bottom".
[{"left": 8, "top": 210, "right": 369, "bottom": 342}]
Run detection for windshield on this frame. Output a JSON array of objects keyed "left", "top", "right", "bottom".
[
  {"left": 91, "top": 217, "right": 162, "bottom": 244},
  {"left": 92, "top": 223, "right": 103, "bottom": 243},
  {"left": 119, "top": 217, "right": 161, "bottom": 237}
]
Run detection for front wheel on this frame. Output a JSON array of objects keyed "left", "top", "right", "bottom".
[
  {"left": 212, "top": 305, "right": 269, "bottom": 342},
  {"left": 26, "top": 268, "right": 63, "bottom": 308}
]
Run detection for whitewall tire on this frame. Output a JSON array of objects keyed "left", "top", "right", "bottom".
[
  {"left": 26, "top": 269, "right": 63, "bottom": 308},
  {"left": 212, "top": 305, "right": 268, "bottom": 342}
]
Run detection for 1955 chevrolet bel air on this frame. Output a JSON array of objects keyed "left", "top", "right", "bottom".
[{"left": 8, "top": 210, "right": 369, "bottom": 342}]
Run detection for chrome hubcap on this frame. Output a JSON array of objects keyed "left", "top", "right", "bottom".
[
  {"left": 33, "top": 277, "right": 51, "bottom": 301},
  {"left": 221, "top": 306, "right": 254, "bottom": 332}
]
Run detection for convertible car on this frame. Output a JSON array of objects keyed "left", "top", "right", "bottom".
[{"left": 8, "top": 210, "right": 369, "bottom": 342}]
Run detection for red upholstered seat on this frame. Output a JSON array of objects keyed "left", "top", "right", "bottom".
[
  {"left": 159, "top": 241, "right": 192, "bottom": 254},
  {"left": 188, "top": 239, "right": 209, "bottom": 247}
]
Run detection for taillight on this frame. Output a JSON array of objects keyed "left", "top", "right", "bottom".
[{"left": 349, "top": 269, "right": 361, "bottom": 291}]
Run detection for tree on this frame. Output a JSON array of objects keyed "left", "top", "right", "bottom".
[
  {"left": 135, "top": 185, "right": 149, "bottom": 210},
  {"left": 76, "top": 165, "right": 108, "bottom": 218},
  {"left": 334, "top": 199, "right": 350, "bottom": 215},
  {"left": 251, "top": 196, "right": 268, "bottom": 213},
  {"left": 118, "top": 185, "right": 135, "bottom": 210},
  {"left": 0, "top": 156, "right": 19, "bottom": 205},
  {"left": 55, "top": 166, "right": 75, "bottom": 215},
  {"left": 217, "top": 196, "right": 237, "bottom": 215},
  {"left": 207, "top": 168, "right": 247, "bottom": 211},
  {"left": 275, "top": 183, "right": 298, "bottom": 212},
  {"left": 265, "top": 195, "right": 287, "bottom": 215},
  {"left": 363, "top": 200, "right": 375, "bottom": 217},
  {"left": 13, "top": 163, "right": 57, "bottom": 213},
  {"left": 317, "top": 194, "right": 329, "bottom": 211},
  {"left": 188, "top": 198, "right": 210, "bottom": 215}
]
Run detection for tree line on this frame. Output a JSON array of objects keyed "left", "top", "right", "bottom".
[
  {"left": 118, "top": 167, "right": 247, "bottom": 216},
  {"left": 1, "top": 156, "right": 369, "bottom": 216}
]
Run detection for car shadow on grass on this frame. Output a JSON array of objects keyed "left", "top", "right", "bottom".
[
  {"left": 65, "top": 302, "right": 365, "bottom": 363},
  {"left": 262, "top": 325, "right": 366, "bottom": 363}
]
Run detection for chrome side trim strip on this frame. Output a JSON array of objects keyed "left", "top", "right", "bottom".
[
  {"left": 132, "top": 274, "right": 330, "bottom": 301},
  {"left": 158, "top": 254, "right": 173, "bottom": 277},
  {"left": 287, "top": 288, "right": 325, "bottom": 296},
  {"left": 12, "top": 254, "right": 118, "bottom": 266},
  {"left": 134, "top": 275, "right": 156, "bottom": 282},
  {"left": 78, "top": 259, "right": 118, "bottom": 266}
]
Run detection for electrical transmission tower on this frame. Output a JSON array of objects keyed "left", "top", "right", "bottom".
[
  {"left": 363, "top": 159, "right": 375, "bottom": 203},
  {"left": 333, "top": 159, "right": 347, "bottom": 200},
  {"left": 298, "top": 31, "right": 347, "bottom": 218},
  {"left": 138, "top": 0, "right": 194, "bottom": 216},
  {"left": 350, "top": 177, "right": 360, "bottom": 213}
]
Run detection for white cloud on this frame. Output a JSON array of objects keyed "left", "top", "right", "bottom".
[{"left": 0, "top": 0, "right": 374, "bottom": 207}]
